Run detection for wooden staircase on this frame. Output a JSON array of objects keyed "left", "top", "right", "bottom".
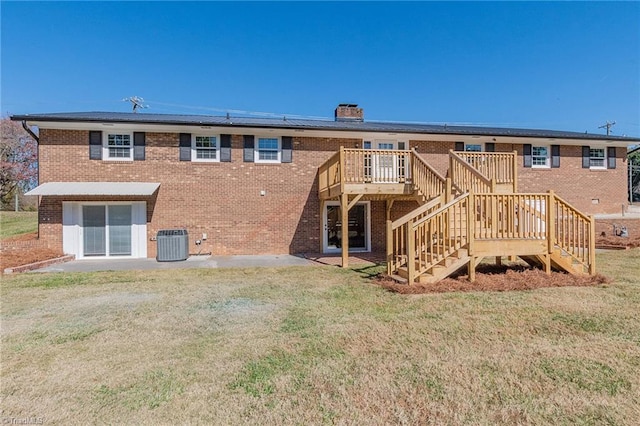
[{"left": 387, "top": 150, "right": 596, "bottom": 283}]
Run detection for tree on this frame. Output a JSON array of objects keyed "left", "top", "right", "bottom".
[{"left": 1, "top": 118, "right": 38, "bottom": 207}]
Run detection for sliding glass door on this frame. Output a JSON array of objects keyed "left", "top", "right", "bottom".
[{"left": 82, "top": 205, "right": 132, "bottom": 257}]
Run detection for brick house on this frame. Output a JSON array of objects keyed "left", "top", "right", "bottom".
[{"left": 12, "top": 105, "right": 639, "bottom": 273}]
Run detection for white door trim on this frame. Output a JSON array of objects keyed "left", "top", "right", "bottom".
[
  {"left": 63, "top": 201, "right": 147, "bottom": 259},
  {"left": 322, "top": 201, "right": 371, "bottom": 254}
]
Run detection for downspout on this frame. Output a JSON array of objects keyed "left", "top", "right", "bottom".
[
  {"left": 21, "top": 120, "right": 40, "bottom": 239},
  {"left": 21, "top": 120, "right": 40, "bottom": 143}
]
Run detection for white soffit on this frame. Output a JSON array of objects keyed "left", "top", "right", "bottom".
[{"left": 25, "top": 182, "right": 160, "bottom": 196}]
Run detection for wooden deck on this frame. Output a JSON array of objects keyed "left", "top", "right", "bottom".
[{"left": 317, "top": 148, "right": 595, "bottom": 282}]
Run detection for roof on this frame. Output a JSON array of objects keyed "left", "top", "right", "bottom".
[
  {"left": 25, "top": 182, "right": 160, "bottom": 196},
  {"left": 11, "top": 111, "right": 640, "bottom": 143}
]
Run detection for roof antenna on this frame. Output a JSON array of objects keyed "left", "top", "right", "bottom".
[
  {"left": 598, "top": 121, "right": 616, "bottom": 136},
  {"left": 122, "top": 96, "right": 148, "bottom": 113}
]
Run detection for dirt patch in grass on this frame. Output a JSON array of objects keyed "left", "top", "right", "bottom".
[
  {"left": 0, "top": 246, "right": 64, "bottom": 272},
  {"left": 378, "top": 264, "right": 611, "bottom": 294},
  {"left": 1, "top": 232, "right": 64, "bottom": 272},
  {"left": 596, "top": 235, "right": 640, "bottom": 249}
]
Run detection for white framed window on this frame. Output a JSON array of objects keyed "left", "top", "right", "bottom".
[
  {"left": 104, "top": 133, "right": 133, "bottom": 160},
  {"left": 465, "top": 143, "right": 482, "bottom": 152},
  {"left": 590, "top": 148, "right": 606, "bottom": 169},
  {"left": 255, "top": 137, "right": 281, "bottom": 163},
  {"left": 531, "top": 146, "right": 550, "bottom": 168},
  {"left": 192, "top": 135, "right": 219, "bottom": 162}
]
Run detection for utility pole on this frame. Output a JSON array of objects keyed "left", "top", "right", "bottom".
[
  {"left": 122, "top": 96, "right": 148, "bottom": 113},
  {"left": 598, "top": 121, "right": 616, "bottom": 136}
]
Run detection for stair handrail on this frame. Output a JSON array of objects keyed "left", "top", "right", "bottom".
[
  {"left": 455, "top": 151, "right": 517, "bottom": 191},
  {"left": 550, "top": 191, "right": 595, "bottom": 273},
  {"left": 409, "top": 193, "right": 471, "bottom": 281},
  {"left": 449, "top": 150, "right": 496, "bottom": 193},
  {"left": 318, "top": 149, "right": 342, "bottom": 196},
  {"left": 410, "top": 149, "right": 451, "bottom": 200},
  {"left": 413, "top": 192, "right": 469, "bottom": 228},
  {"left": 391, "top": 197, "right": 442, "bottom": 230}
]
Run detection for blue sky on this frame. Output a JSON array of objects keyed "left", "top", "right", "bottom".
[{"left": 2, "top": 1, "right": 639, "bottom": 137}]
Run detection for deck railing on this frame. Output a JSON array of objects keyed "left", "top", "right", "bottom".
[
  {"left": 449, "top": 151, "right": 495, "bottom": 193},
  {"left": 387, "top": 191, "right": 595, "bottom": 281},
  {"left": 319, "top": 148, "right": 450, "bottom": 201},
  {"left": 550, "top": 192, "right": 595, "bottom": 273},
  {"left": 411, "top": 148, "right": 451, "bottom": 201},
  {"left": 449, "top": 150, "right": 518, "bottom": 193},
  {"left": 456, "top": 151, "right": 517, "bottom": 188},
  {"left": 343, "top": 148, "right": 411, "bottom": 184},
  {"left": 387, "top": 197, "right": 442, "bottom": 275},
  {"left": 386, "top": 194, "right": 469, "bottom": 282},
  {"left": 318, "top": 150, "right": 343, "bottom": 196},
  {"left": 472, "top": 193, "right": 548, "bottom": 240}
]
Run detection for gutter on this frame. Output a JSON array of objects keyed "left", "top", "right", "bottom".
[{"left": 21, "top": 120, "right": 39, "bottom": 143}]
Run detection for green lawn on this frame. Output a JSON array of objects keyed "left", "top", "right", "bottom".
[
  {"left": 1, "top": 250, "right": 639, "bottom": 424},
  {"left": 0, "top": 211, "right": 37, "bottom": 239}
]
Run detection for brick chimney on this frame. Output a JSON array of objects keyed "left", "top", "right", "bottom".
[{"left": 335, "top": 104, "right": 364, "bottom": 122}]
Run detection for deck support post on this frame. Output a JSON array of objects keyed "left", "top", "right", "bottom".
[
  {"left": 589, "top": 215, "right": 596, "bottom": 275},
  {"left": 543, "top": 253, "right": 551, "bottom": 274},
  {"left": 406, "top": 222, "right": 415, "bottom": 284},
  {"left": 512, "top": 150, "right": 518, "bottom": 193},
  {"left": 319, "top": 199, "right": 325, "bottom": 253},
  {"left": 468, "top": 256, "right": 476, "bottom": 282},
  {"left": 340, "top": 192, "right": 349, "bottom": 268},
  {"left": 386, "top": 199, "right": 394, "bottom": 276},
  {"left": 547, "top": 190, "right": 555, "bottom": 255},
  {"left": 467, "top": 191, "right": 476, "bottom": 282}
]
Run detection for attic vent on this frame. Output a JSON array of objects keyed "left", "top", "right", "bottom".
[{"left": 335, "top": 104, "right": 364, "bottom": 122}]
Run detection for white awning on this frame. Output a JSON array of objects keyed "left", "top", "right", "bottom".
[{"left": 25, "top": 182, "right": 160, "bottom": 196}]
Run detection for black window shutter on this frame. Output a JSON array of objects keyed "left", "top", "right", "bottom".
[
  {"left": 582, "top": 146, "right": 590, "bottom": 168},
  {"left": 282, "top": 136, "right": 293, "bottom": 163},
  {"left": 551, "top": 145, "right": 560, "bottom": 168},
  {"left": 485, "top": 142, "right": 495, "bottom": 152},
  {"left": 523, "top": 144, "right": 532, "bottom": 168},
  {"left": 133, "top": 132, "right": 146, "bottom": 161},
  {"left": 89, "top": 131, "right": 102, "bottom": 160},
  {"left": 455, "top": 142, "right": 464, "bottom": 151},
  {"left": 220, "top": 134, "right": 232, "bottom": 162},
  {"left": 243, "top": 135, "right": 255, "bottom": 162},
  {"left": 179, "top": 133, "right": 191, "bottom": 161},
  {"left": 607, "top": 147, "right": 616, "bottom": 169}
]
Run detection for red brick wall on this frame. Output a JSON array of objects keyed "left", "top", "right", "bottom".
[
  {"left": 514, "top": 145, "right": 628, "bottom": 215},
  {"left": 37, "top": 129, "right": 629, "bottom": 256},
  {"left": 38, "top": 130, "right": 360, "bottom": 256}
]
